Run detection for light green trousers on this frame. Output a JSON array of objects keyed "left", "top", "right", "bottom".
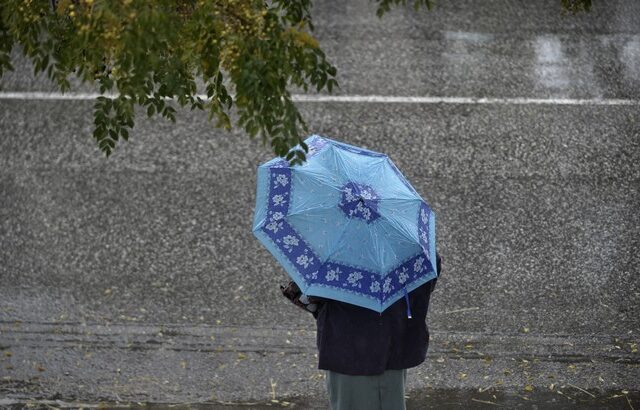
[{"left": 325, "top": 369, "right": 407, "bottom": 410}]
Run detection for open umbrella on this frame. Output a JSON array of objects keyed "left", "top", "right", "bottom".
[{"left": 252, "top": 135, "right": 437, "bottom": 314}]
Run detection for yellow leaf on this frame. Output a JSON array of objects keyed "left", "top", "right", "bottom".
[{"left": 524, "top": 385, "right": 534, "bottom": 392}]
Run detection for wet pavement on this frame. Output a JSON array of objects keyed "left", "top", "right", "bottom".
[
  {"left": 1, "top": 0, "right": 639, "bottom": 408},
  {"left": 1, "top": 389, "right": 639, "bottom": 409}
]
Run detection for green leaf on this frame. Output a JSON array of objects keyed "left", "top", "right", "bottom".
[{"left": 285, "top": 150, "right": 296, "bottom": 161}]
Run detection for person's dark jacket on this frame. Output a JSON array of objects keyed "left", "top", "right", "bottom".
[{"left": 314, "top": 253, "right": 442, "bottom": 375}]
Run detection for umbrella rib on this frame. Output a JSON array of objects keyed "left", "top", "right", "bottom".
[
  {"left": 382, "top": 210, "right": 416, "bottom": 243},
  {"left": 286, "top": 204, "right": 338, "bottom": 218},
  {"left": 321, "top": 215, "right": 355, "bottom": 266}
]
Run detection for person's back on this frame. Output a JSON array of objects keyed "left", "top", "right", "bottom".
[{"left": 313, "top": 253, "right": 442, "bottom": 410}]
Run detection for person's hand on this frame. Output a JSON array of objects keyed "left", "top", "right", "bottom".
[
  {"left": 280, "top": 281, "right": 322, "bottom": 317},
  {"left": 280, "top": 281, "right": 302, "bottom": 301}
]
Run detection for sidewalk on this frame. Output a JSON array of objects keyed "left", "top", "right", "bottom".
[{"left": 1, "top": 320, "right": 637, "bottom": 408}]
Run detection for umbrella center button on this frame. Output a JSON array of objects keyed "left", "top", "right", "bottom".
[{"left": 338, "top": 182, "right": 381, "bottom": 224}]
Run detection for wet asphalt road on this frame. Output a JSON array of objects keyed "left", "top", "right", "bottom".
[{"left": 1, "top": 0, "right": 639, "bottom": 408}]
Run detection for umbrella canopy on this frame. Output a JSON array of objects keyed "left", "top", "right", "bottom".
[{"left": 253, "top": 135, "right": 437, "bottom": 313}]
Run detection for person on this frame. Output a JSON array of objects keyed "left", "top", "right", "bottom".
[{"left": 283, "top": 253, "right": 442, "bottom": 410}]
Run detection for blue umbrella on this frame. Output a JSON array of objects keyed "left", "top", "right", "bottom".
[{"left": 252, "top": 135, "right": 437, "bottom": 314}]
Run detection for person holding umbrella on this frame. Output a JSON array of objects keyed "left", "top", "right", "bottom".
[
  {"left": 254, "top": 135, "right": 442, "bottom": 409},
  {"left": 282, "top": 251, "right": 441, "bottom": 409}
]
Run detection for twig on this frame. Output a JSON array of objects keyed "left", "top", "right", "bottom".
[
  {"left": 568, "top": 383, "right": 596, "bottom": 398},
  {"left": 626, "top": 394, "right": 635, "bottom": 410},
  {"left": 556, "top": 389, "right": 575, "bottom": 401},
  {"left": 471, "top": 398, "right": 499, "bottom": 406},
  {"left": 444, "top": 307, "right": 480, "bottom": 314},
  {"left": 270, "top": 378, "right": 277, "bottom": 401},
  {"left": 214, "top": 401, "right": 262, "bottom": 406}
]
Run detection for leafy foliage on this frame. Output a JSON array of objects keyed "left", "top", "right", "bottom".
[
  {"left": 561, "top": 0, "right": 592, "bottom": 13},
  {"left": 0, "top": 0, "right": 338, "bottom": 165},
  {"left": 0, "top": 0, "right": 592, "bottom": 164},
  {"left": 372, "top": 0, "right": 433, "bottom": 18}
]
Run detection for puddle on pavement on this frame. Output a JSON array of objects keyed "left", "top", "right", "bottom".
[
  {"left": 3, "top": 388, "right": 636, "bottom": 409},
  {"left": 404, "top": 387, "right": 638, "bottom": 409}
]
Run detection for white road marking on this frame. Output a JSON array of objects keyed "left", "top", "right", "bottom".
[
  {"left": 0, "top": 91, "right": 638, "bottom": 105},
  {"left": 291, "top": 94, "right": 640, "bottom": 106}
]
